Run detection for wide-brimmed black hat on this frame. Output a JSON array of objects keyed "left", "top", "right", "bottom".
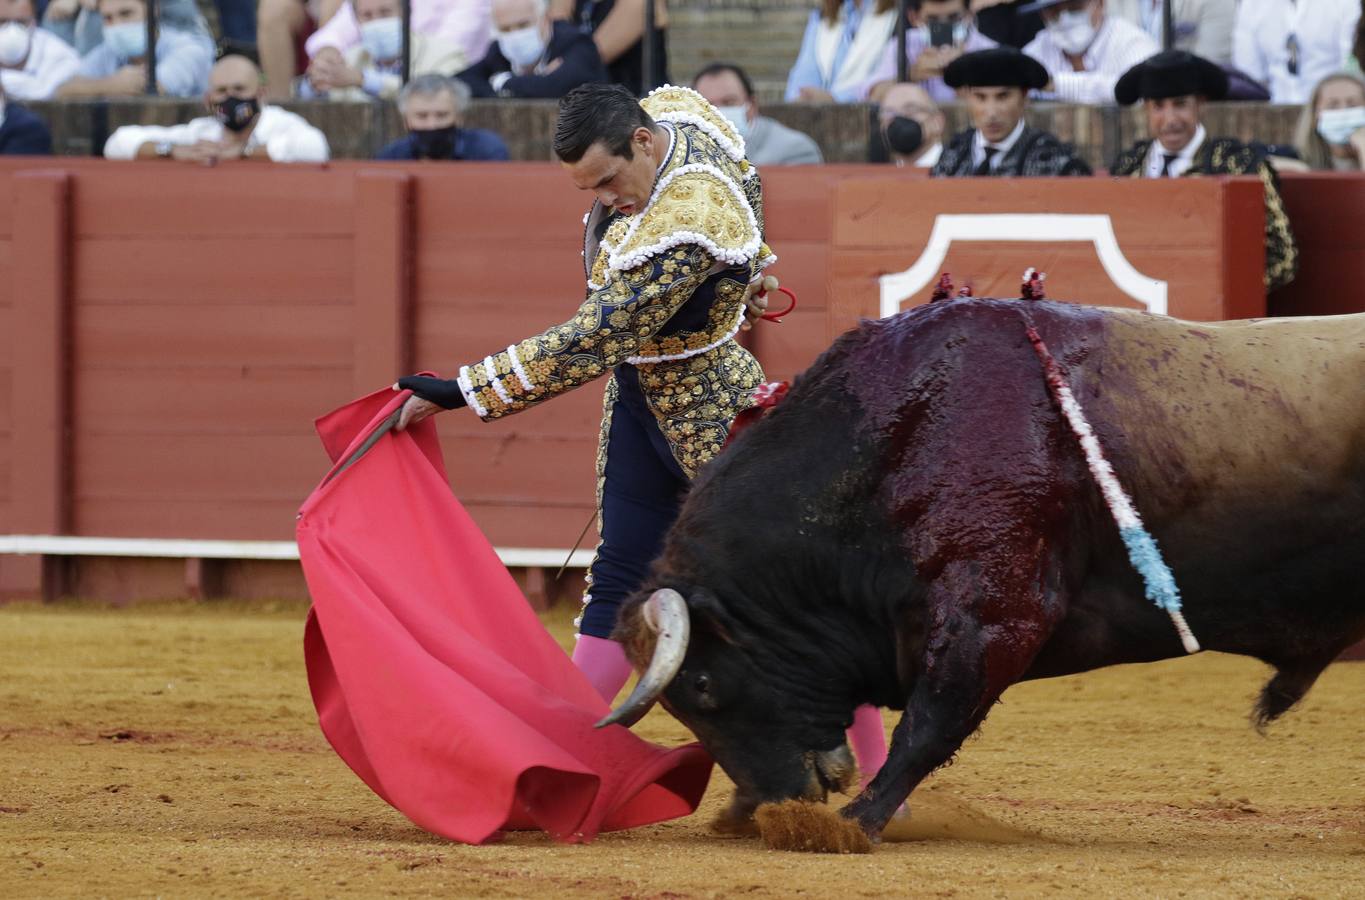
[
  {"left": 1114, "top": 50, "right": 1229, "bottom": 105},
  {"left": 943, "top": 47, "right": 1050, "bottom": 91}
]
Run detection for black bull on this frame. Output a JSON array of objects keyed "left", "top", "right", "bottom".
[{"left": 599, "top": 298, "right": 1365, "bottom": 837}]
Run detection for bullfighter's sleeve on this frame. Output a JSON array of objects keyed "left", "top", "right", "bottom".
[{"left": 454, "top": 245, "right": 717, "bottom": 420}]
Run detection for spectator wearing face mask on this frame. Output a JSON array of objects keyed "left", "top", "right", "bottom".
[
  {"left": 786, "top": 0, "right": 899, "bottom": 103},
  {"left": 878, "top": 80, "right": 945, "bottom": 166},
  {"left": 43, "top": 0, "right": 210, "bottom": 57},
  {"left": 0, "top": 0, "right": 79, "bottom": 99},
  {"left": 1108, "top": 0, "right": 1236, "bottom": 67},
  {"left": 692, "top": 62, "right": 822, "bottom": 166},
  {"left": 1019, "top": 0, "right": 1157, "bottom": 105},
  {"left": 861, "top": 0, "right": 996, "bottom": 103},
  {"left": 303, "top": 0, "right": 467, "bottom": 99},
  {"left": 1233, "top": 0, "right": 1360, "bottom": 105},
  {"left": 932, "top": 47, "right": 1092, "bottom": 175},
  {"left": 0, "top": 79, "right": 51, "bottom": 153},
  {"left": 302, "top": 0, "right": 491, "bottom": 99},
  {"left": 1295, "top": 72, "right": 1365, "bottom": 171},
  {"left": 377, "top": 73, "right": 509, "bottom": 160},
  {"left": 1109, "top": 50, "right": 1298, "bottom": 292},
  {"left": 103, "top": 53, "right": 329, "bottom": 162},
  {"left": 458, "top": 0, "right": 606, "bottom": 98},
  {"left": 55, "top": 0, "right": 213, "bottom": 97}
]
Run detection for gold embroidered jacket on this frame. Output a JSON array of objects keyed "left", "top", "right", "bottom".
[
  {"left": 454, "top": 86, "right": 773, "bottom": 477},
  {"left": 1110, "top": 137, "right": 1299, "bottom": 292}
]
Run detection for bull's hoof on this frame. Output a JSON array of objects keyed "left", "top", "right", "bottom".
[
  {"left": 754, "top": 800, "right": 874, "bottom": 854},
  {"left": 708, "top": 810, "right": 759, "bottom": 837}
]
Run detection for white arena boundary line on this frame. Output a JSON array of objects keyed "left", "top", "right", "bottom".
[
  {"left": 0, "top": 535, "right": 595, "bottom": 570},
  {"left": 879, "top": 213, "right": 1168, "bottom": 318}
]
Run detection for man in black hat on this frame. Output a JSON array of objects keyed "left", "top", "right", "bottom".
[
  {"left": 1109, "top": 50, "right": 1298, "bottom": 292},
  {"left": 931, "top": 46, "right": 1091, "bottom": 177}
]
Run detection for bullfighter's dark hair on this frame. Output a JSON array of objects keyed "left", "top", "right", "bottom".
[
  {"left": 692, "top": 62, "right": 755, "bottom": 99},
  {"left": 553, "top": 84, "right": 656, "bottom": 163}
]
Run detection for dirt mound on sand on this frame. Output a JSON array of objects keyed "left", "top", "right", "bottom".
[
  {"left": 755, "top": 800, "right": 873, "bottom": 854},
  {"left": 879, "top": 787, "right": 1047, "bottom": 844}
]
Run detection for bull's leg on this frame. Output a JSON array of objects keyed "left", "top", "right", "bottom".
[{"left": 841, "top": 557, "right": 1065, "bottom": 835}]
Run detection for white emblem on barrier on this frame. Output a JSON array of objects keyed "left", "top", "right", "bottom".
[{"left": 878, "top": 214, "right": 1168, "bottom": 318}]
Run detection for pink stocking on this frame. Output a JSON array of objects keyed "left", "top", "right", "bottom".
[
  {"left": 847, "top": 704, "right": 888, "bottom": 789},
  {"left": 571, "top": 634, "right": 635, "bottom": 703}
]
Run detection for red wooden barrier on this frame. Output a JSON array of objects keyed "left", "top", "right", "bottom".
[{"left": 0, "top": 160, "right": 1341, "bottom": 604}]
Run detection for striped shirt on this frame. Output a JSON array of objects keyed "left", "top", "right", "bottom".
[{"left": 1024, "top": 16, "right": 1158, "bottom": 105}]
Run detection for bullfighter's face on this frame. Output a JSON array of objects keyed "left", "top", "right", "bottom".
[{"left": 562, "top": 126, "right": 666, "bottom": 217}]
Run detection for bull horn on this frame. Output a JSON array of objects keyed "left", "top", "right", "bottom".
[{"left": 595, "top": 589, "right": 690, "bottom": 729}]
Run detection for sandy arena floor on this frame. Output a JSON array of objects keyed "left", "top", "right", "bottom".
[{"left": 1, "top": 599, "right": 1362, "bottom": 899}]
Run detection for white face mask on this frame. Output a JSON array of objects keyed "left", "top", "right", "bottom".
[
  {"left": 359, "top": 16, "right": 403, "bottom": 62},
  {"left": 0, "top": 21, "right": 32, "bottom": 68},
  {"left": 1316, "top": 106, "right": 1365, "bottom": 145},
  {"left": 497, "top": 24, "right": 545, "bottom": 69},
  {"left": 716, "top": 104, "right": 750, "bottom": 139},
  {"left": 1047, "top": 9, "right": 1097, "bottom": 56},
  {"left": 104, "top": 21, "right": 148, "bottom": 61}
]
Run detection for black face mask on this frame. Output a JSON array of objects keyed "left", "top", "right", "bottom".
[
  {"left": 215, "top": 95, "right": 260, "bottom": 132},
  {"left": 411, "top": 126, "right": 458, "bottom": 160},
  {"left": 885, "top": 116, "right": 924, "bottom": 156}
]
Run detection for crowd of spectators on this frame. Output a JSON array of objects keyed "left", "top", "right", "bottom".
[{"left": 0, "top": 0, "right": 1354, "bottom": 200}]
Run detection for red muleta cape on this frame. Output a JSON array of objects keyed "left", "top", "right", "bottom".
[{"left": 298, "top": 387, "right": 713, "bottom": 844}]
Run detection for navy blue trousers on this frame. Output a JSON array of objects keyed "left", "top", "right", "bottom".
[{"left": 578, "top": 367, "right": 689, "bottom": 639}]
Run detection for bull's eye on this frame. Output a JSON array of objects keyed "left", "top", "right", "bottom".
[{"left": 694, "top": 673, "right": 711, "bottom": 695}]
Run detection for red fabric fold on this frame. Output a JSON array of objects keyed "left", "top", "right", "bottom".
[{"left": 298, "top": 388, "right": 713, "bottom": 844}]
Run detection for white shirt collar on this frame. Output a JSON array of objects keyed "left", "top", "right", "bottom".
[
  {"left": 1144, "top": 123, "right": 1206, "bottom": 178},
  {"left": 971, "top": 117, "right": 1027, "bottom": 170}
]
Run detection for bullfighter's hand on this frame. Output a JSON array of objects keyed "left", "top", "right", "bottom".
[
  {"left": 394, "top": 394, "right": 441, "bottom": 432},
  {"left": 741, "top": 274, "right": 779, "bottom": 331},
  {"left": 393, "top": 374, "right": 469, "bottom": 431}
]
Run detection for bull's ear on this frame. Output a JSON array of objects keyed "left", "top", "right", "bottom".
[{"left": 685, "top": 588, "right": 741, "bottom": 647}]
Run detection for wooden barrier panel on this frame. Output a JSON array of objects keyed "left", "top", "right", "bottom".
[
  {"left": 0, "top": 160, "right": 1336, "bottom": 602},
  {"left": 829, "top": 175, "right": 1268, "bottom": 328},
  {"left": 1269, "top": 173, "right": 1365, "bottom": 318}
]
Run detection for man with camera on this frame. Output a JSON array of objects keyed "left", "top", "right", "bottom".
[{"left": 861, "top": 0, "right": 996, "bottom": 102}]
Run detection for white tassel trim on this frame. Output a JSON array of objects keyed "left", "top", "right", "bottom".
[
  {"left": 507, "top": 343, "right": 534, "bottom": 393},
  {"left": 626, "top": 303, "right": 747, "bottom": 365},
  {"left": 483, "top": 355, "right": 513, "bottom": 407},
  {"left": 606, "top": 162, "right": 762, "bottom": 274},
  {"left": 644, "top": 85, "right": 747, "bottom": 162},
  {"left": 456, "top": 365, "right": 488, "bottom": 418}
]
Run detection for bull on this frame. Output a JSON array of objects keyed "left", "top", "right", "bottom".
[{"left": 597, "top": 298, "right": 1365, "bottom": 838}]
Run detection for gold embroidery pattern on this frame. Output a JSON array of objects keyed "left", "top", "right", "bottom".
[
  {"left": 636, "top": 341, "right": 765, "bottom": 478},
  {"left": 463, "top": 245, "right": 716, "bottom": 419}
]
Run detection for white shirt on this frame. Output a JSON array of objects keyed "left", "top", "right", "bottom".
[
  {"left": 971, "top": 118, "right": 1026, "bottom": 171},
  {"left": 1233, "top": 0, "right": 1360, "bottom": 105},
  {"left": 103, "top": 106, "right": 330, "bottom": 163},
  {"left": 0, "top": 28, "right": 80, "bottom": 101},
  {"left": 1143, "top": 123, "right": 1206, "bottom": 177},
  {"left": 1024, "top": 16, "right": 1159, "bottom": 105}
]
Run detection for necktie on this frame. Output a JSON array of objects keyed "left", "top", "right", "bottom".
[
  {"left": 1159, "top": 153, "right": 1178, "bottom": 177},
  {"left": 974, "top": 146, "right": 999, "bottom": 176}
]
